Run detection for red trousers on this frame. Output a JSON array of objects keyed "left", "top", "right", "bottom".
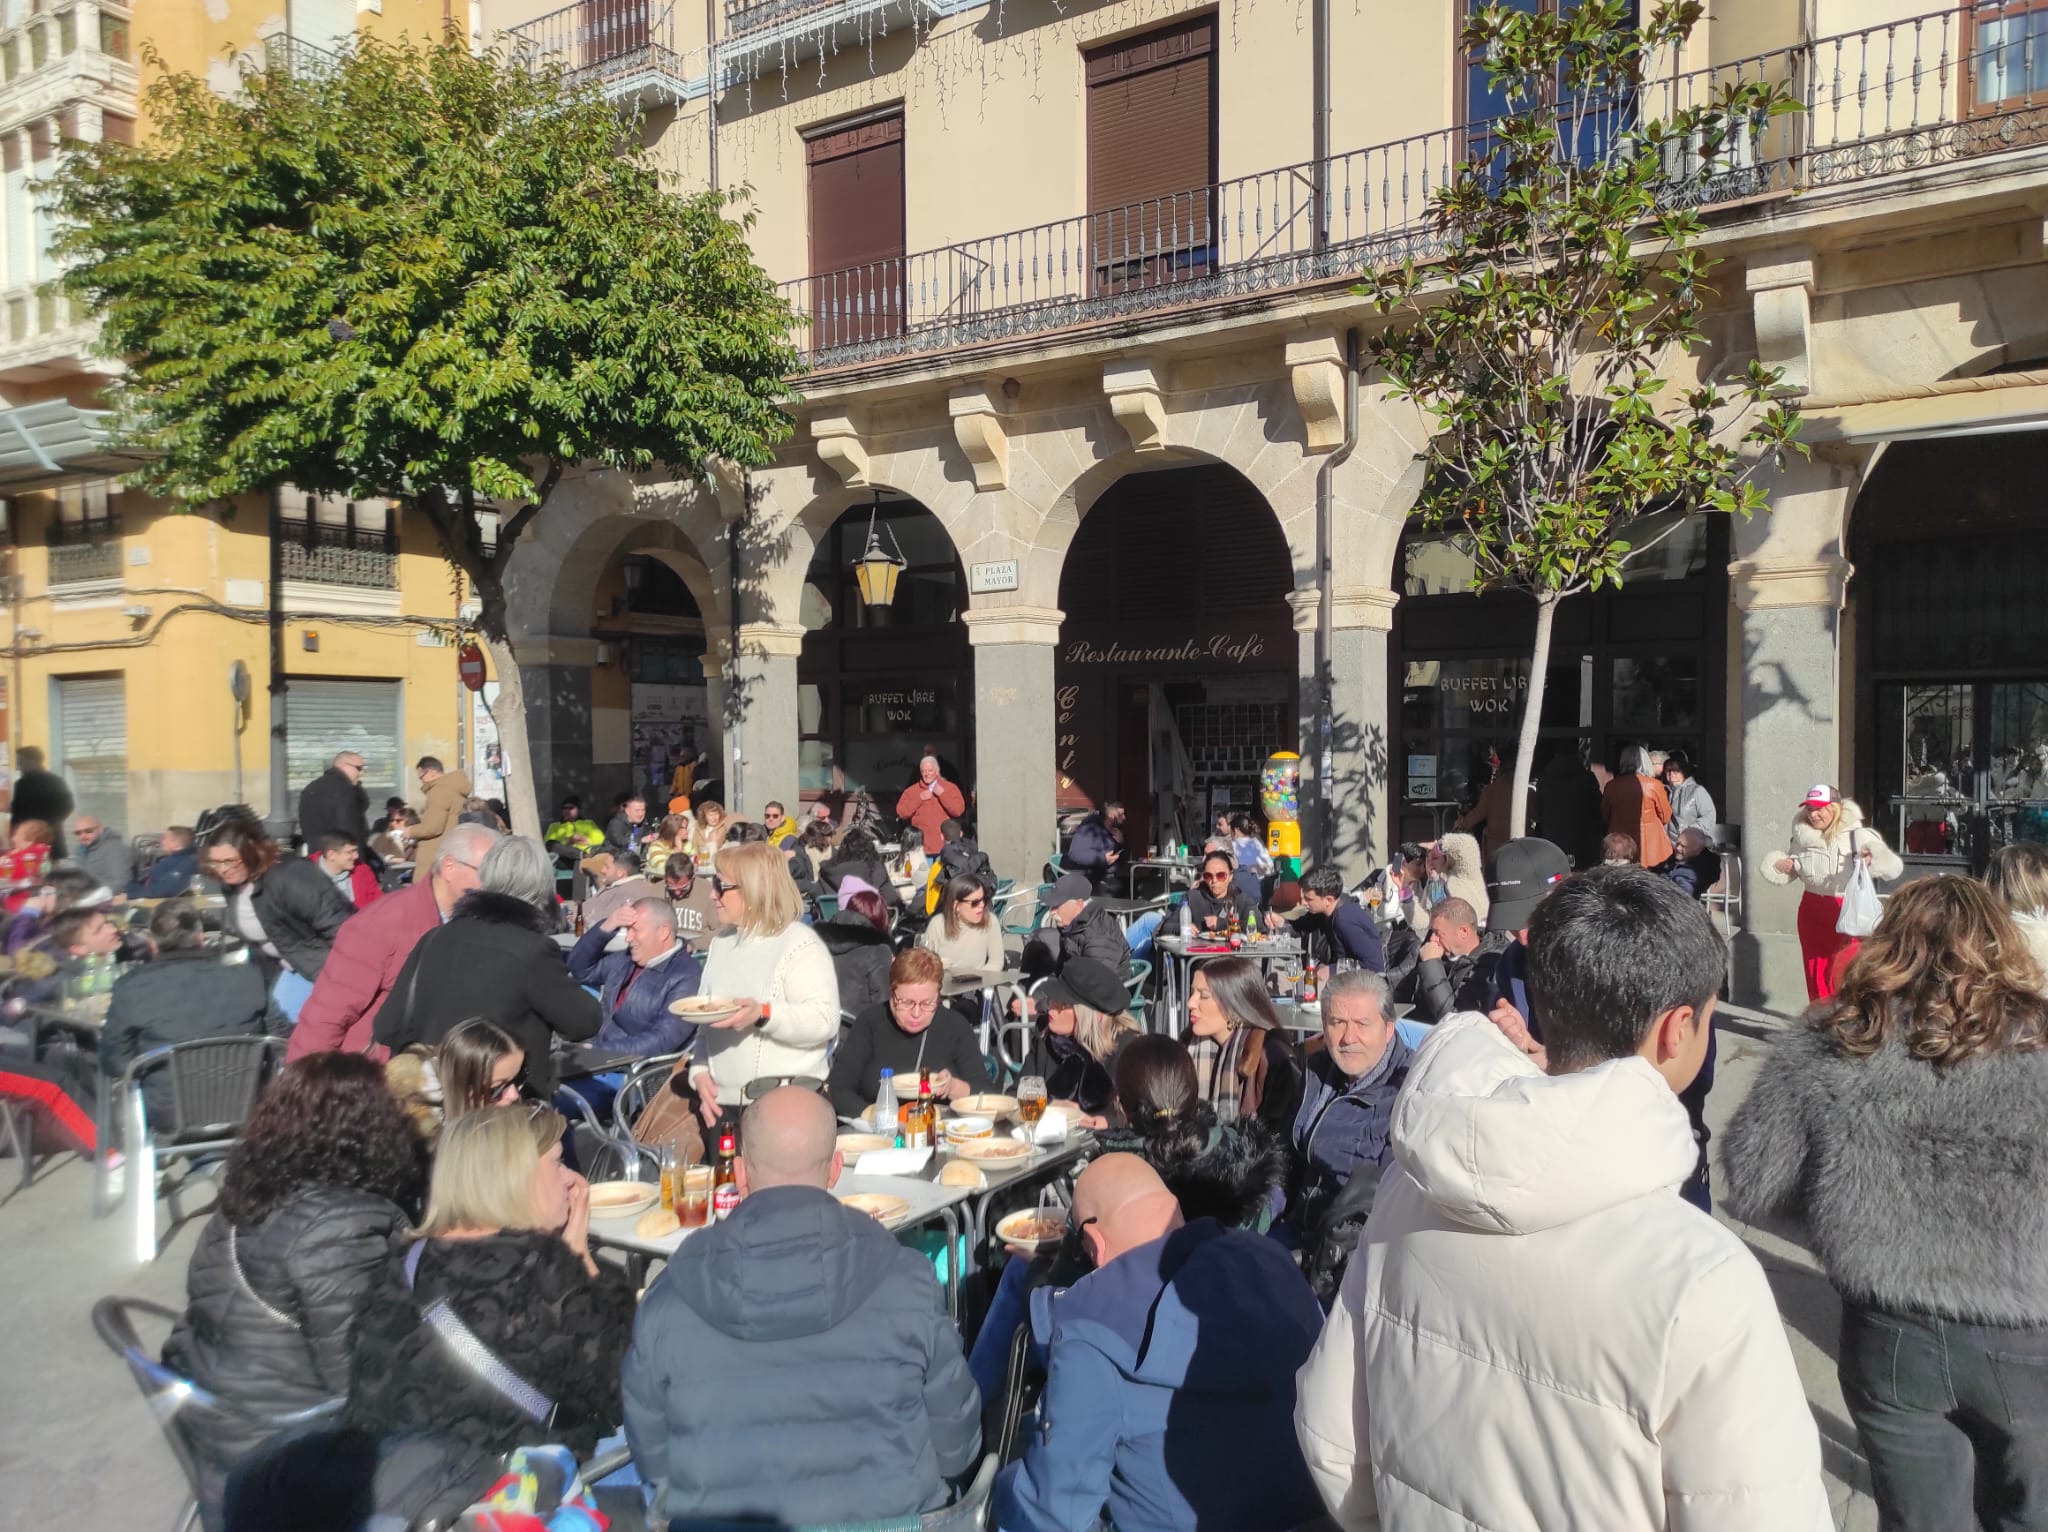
[{"left": 1798, "top": 889, "right": 1858, "bottom": 1002}]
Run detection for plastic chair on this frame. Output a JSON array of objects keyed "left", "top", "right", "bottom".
[
  {"left": 91, "top": 1295, "right": 346, "bottom": 1532},
  {"left": 1123, "top": 958, "right": 1152, "bottom": 1029},
  {"left": 557, "top": 1083, "right": 649, "bottom": 1183},
  {"left": 121, "top": 1036, "right": 284, "bottom": 1263}
]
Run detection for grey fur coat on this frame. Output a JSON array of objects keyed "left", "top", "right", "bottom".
[{"left": 1723, "top": 1019, "right": 2048, "bottom": 1326}]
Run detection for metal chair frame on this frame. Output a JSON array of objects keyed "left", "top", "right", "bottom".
[{"left": 121, "top": 1036, "right": 284, "bottom": 1262}]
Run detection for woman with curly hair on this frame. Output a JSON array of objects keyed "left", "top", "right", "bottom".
[
  {"left": 1724, "top": 875, "right": 2048, "bottom": 1529},
  {"left": 163, "top": 1053, "right": 426, "bottom": 1526}
]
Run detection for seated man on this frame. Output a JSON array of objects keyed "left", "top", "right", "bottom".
[
  {"left": 762, "top": 799, "right": 797, "bottom": 846},
  {"left": 623, "top": 1087, "right": 979, "bottom": 1526},
  {"left": 661, "top": 855, "right": 721, "bottom": 954},
  {"left": 994, "top": 1154, "right": 1327, "bottom": 1532},
  {"left": 1662, "top": 825, "right": 1724, "bottom": 899},
  {"left": 1063, "top": 800, "right": 1125, "bottom": 888},
  {"left": 1409, "top": 896, "right": 1511, "bottom": 1024},
  {"left": 578, "top": 851, "right": 647, "bottom": 928},
  {"left": 1602, "top": 830, "right": 1639, "bottom": 866},
  {"left": 936, "top": 818, "right": 997, "bottom": 898},
  {"left": 99, "top": 900, "right": 267, "bottom": 1127},
  {"left": 310, "top": 831, "right": 379, "bottom": 909},
  {"left": 1297, "top": 865, "right": 1385, "bottom": 974},
  {"left": 8, "top": 903, "right": 132, "bottom": 1012},
  {"left": 1022, "top": 871, "right": 1133, "bottom": 985},
  {"left": 1281, "top": 969, "right": 1413, "bottom": 1302},
  {"left": 544, "top": 796, "right": 605, "bottom": 857},
  {"left": 128, "top": 826, "right": 199, "bottom": 899},
  {"left": 71, "top": 815, "right": 133, "bottom": 892},
  {"left": 605, "top": 794, "right": 650, "bottom": 857},
  {"left": 566, "top": 896, "right": 702, "bottom": 1058}
]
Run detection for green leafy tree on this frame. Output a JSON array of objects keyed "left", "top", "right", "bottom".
[
  {"left": 1365, "top": 0, "right": 1804, "bottom": 839},
  {"left": 49, "top": 38, "right": 798, "bottom": 832}
]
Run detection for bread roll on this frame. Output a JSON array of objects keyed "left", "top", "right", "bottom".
[
  {"left": 938, "top": 1160, "right": 987, "bottom": 1190},
  {"left": 635, "top": 1206, "right": 682, "bottom": 1239}
]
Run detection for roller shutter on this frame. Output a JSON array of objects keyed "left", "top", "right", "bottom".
[
  {"left": 53, "top": 674, "right": 125, "bottom": 830},
  {"left": 288, "top": 679, "right": 402, "bottom": 818},
  {"left": 806, "top": 111, "right": 905, "bottom": 349},
  {"left": 1085, "top": 16, "right": 1216, "bottom": 293}
]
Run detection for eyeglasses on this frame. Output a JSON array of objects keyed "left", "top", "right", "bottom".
[
  {"left": 892, "top": 996, "right": 939, "bottom": 1015},
  {"left": 711, "top": 876, "right": 737, "bottom": 897},
  {"left": 492, "top": 1065, "right": 528, "bottom": 1102},
  {"left": 959, "top": 895, "right": 986, "bottom": 909},
  {"left": 1201, "top": 872, "right": 1232, "bottom": 883},
  {"left": 204, "top": 854, "right": 245, "bottom": 872}
]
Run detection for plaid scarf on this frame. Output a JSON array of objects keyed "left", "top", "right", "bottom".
[{"left": 1189, "top": 1023, "right": 1251, "bottom": 1125}]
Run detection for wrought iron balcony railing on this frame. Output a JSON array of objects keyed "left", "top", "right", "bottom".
[
  {"left": 278, "top": 518, "right": 397, "bottom": 590},
  {"left": 46, "top": 537, "right": 120, "bottom": 586},
  {"left": 262, "top": 32, "right": 341, "bottom": 79},
  {"left": 506, "top": 0, "right": 701, "bottom": 100},
  {"left": 782, "top": 5, "right": 2048, "bottom": 370}
]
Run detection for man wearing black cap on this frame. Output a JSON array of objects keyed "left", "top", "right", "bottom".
[
  {"left": 1481, "top": 837, "right": 1573, "bottom": 1064},
  {"left": 1022, "top": 870, "right": 1134, "bottom": 985}
]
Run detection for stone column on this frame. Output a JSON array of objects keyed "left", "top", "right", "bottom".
[
  {"left": 965, "top": 607, "right": 1062, "bottom": 889},
  {"left": 516, "top": 637, "right": 598, "bottom": 821},
  {"left": 727, "top": 621, "right": 803, "bottom": 819},
  {"left": 1294, "top": 585, "right": 1399, "bottom": 881}
]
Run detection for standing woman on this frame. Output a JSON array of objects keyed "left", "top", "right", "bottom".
[
  {"left": 1724, "top": 876, "right": 2048, "bottom": 1531},
  {"left": 1761, "top": 784, "right": 1903, "bottom": 1002},
  {"left": 1183, "top": 956, "right": 1301, "bottom": 1141},
  {"left": 686, "top": 840, "right": 840, "bottom": 1125},
  {"left": 202, "top": 818, "right": 353, "bottom": 1024},
  {"left": 1662, "top": 751, "right": 1718, "bottom": 843},
  {"left": 1600, "top": 744, "right": 1674, "bottom": 870}
]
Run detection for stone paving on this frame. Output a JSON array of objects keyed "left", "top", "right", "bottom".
[{"left": 0, "top": 1008, "right": 1877, "bottom": 1531}]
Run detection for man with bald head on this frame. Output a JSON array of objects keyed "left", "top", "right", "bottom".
[
  {"left": 994, "top": 1154, "right": 1327, "bottom": 1532},
  {"left": 623, "top": 1086, "right": 980, "bottom": 1526}
]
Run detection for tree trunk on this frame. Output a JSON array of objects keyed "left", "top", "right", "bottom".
[
  {"left": 479, "top": 633, "right": 542, "bottom": 839},
  {"left": 1508, "top": 591, "right": 1561, "bottom": 840}
]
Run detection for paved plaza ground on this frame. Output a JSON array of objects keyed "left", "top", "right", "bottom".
[{"left": 0, "top": 1009, "right": 1879, "bottom": 1531}]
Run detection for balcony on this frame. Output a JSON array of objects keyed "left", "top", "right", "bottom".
[
  {"left": 278, "top": 518, "right": 397, "bottom": 590},
  {"left": 719, "top": 0, "right": 943, "bottom": 76},
  {"left": 261, "top": 33, "right": 342, "bottom": 80},
  {"left": 46, "top": 536, "right": 119, "bottom": 586},
  {"left": 782, "top": 5, "right": 2048, "bottom": 372},
  {"left": 506, "top": 0, "right": 703, "bottom": 108}
]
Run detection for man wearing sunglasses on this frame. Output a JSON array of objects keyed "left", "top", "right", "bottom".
[{"left": 994, "top": 1154, "right": 1326, "bottom": 1532}]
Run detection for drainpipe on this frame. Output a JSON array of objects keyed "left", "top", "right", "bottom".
[
  {"left": 1313, "top": 326, "right": 1362, "bottom": 865},
  {"left": 704, "top": 0, "right": 719, "bottom": 193},
  {"left": 727, "top": 480, "right": 743, "bottom": 817},
  {"left": 1310, "top": 0, "right": 1329, "bottom": 252},
  {"left": 267, "top": 486, "right": 291, "bottom": 834}
]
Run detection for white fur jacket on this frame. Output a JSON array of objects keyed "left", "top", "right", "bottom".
[{"left": 1759, "top": 799, "right": 1902, "bottom": 898}]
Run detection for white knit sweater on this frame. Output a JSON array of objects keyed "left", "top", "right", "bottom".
[
  {"left": 688, "top": 921, "right": 840, "bottom": 1101},
  {"left": 919, "top": 916, "right": 1007, "bottom": 975}
]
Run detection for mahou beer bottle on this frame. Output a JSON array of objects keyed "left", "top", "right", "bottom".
[
  {"left": 907, "top": 1069, "right": 935, "bottom": 1149},
  {"left": 712, "top": 1130, "right": 739, "bottom": 1221}
]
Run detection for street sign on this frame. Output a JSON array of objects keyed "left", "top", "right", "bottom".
[
  {"left": 458, "top": 642, "right": 487, "bottom": 692},
  {"left": 228, "top": 659, "right": 251, "bottom": 704},
  {"left": 969, "top": 559, "right": 1020, "bottom": 594}
]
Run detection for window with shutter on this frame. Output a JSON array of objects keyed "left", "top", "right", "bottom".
[
  {"left": 1085, "top": 16, "right": 1217, "bottom": 295},
  {"left": 805, "top": 111, "right": 905, "bottom": 350},
  {"left": 289, "top": 679, "right": 403, "bottom": 813},
  {"left": 53, "top": 674, "right": 126, "bottom": 830}
]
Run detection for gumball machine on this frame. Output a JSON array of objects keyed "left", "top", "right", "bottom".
[{"left": 1260, "top": 751, "right": 1303, "bottom": 880}]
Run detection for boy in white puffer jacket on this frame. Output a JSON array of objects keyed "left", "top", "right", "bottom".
[{"left": 1295, "top": 866, "right": 1829, "bottom": 1532}]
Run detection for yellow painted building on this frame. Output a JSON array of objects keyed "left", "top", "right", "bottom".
[{"left": 0, "top": 0, "right": 477, "bottom": 838}]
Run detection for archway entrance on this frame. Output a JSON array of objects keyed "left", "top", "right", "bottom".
[
  {"left": 1055, "top": 463, "right": 1296, "bottom": 855},
  {"left": 606, "top": 552, "right": 712, "bottom": 807},
  {"left": 1851, "top": 431, "right": 2048, "bottom": 871},
  {"left": 798, "top": 495, "right": 970, "bottom": 812}
]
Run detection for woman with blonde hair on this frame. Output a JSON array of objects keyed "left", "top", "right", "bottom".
[
  {"left": 1725, "top": 876, "right": 2048, "bottom": 1529},
  {"left": 690, "top": 800, "right": 728, "bottom": 869},
  {"left": 685, "top": 840, "right": 839, "bottom": 1126},
  {"left": 1017, "top": 955, "right": 1141, "bottom": 1128},
  {"left": 1987, "top": 840, "right": 2048, "bottom": 985},
  {"left": 346, "top": 1105, "right": 636, "bottom": 1521},
  {"left": 1761, "top": 783, "right": 1903, "bottom": 1001}
]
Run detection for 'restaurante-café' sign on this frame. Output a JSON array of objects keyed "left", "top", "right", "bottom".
[{"left": 1060, "top": 633, "right": 1267, "bottom": 667}]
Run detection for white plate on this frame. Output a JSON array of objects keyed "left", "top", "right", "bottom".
[
  {"left": 840, "top": 1191, "right": 913, "bottom": 1229},
  {"left": 588, "top": 1180, "right": 659, "bottom": 1218},
  {"left": 954, "top": 1137, "right": 1034, "bottom": 1163},
  {"left": 669, "top": 995, "right": 742, "bottom": 1023},
  {"left": 996, "top": 1208, "right": 1067, "bottom": 1254}
]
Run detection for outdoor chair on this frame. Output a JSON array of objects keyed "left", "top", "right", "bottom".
[
  {"left": 91, "top": 1295, "right": 345, "bottom": 1532},
  {"left": 613, "top": 1051, "right": 689, "bottom": 1127},
  {"left": 557, "top": 1082, "right": 648, "bottom": 1183},
  {"left": 664, "top": 1453, "right": 996, "bottom": 1532},
  {"left": 1123, "top": 958, "right": 1152, "bottom": 1029},
  {"left": 120, "top": 1036, "right": 283, "bottom": 1263},
  {"left": 1700, "top": 822, "right": 1743, "bottom": 992},
  {"left": 0, "top": 1091, "right": 50, "bottom": 1196}
]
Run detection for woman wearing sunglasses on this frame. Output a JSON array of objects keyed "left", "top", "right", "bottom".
[
  {"left": 686, "top": 841, "right": 841, "bottom": 1126},
  {"left": 828, "top": 947, "right": 991, "bottom": 1118},
  {"left": 1182, "top": 851, "right": 1259, "bottom": 934},
  {"left": 920, "top": 872, "right": 1005, "bottom": 975}
]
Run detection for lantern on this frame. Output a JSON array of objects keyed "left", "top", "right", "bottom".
[{"left": 851, "top": 494, "right": 907, "bottom": 610}]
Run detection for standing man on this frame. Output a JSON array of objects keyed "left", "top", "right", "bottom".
[
  {"left": 297, "top": 750, "right": 369, "bottom": 851},
  {"left": 1064, "top": 800, "right": 1126, "bottom": 887},
  {"left": 408, "top": 756, "right": 470, "bottom": 871},
  {"left": 71, "top": 816, "right": 133, "bottom": 892},
  {"left": 285, "top": 822, "right": 499, "bottom": 1060},
  {"left": 10, "top": 746, "right": 73, "bottom": 859},
  {"left": 894, "top": 755, "right": 966, "bottom": 857}
]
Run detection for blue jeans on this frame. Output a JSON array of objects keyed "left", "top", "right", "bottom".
[
  {"left": 969, "top": 1256, "right": 1051, "bottom": 1405},
  {"left": 271, "top": 969, "right": 314, "bottom": 1026}
]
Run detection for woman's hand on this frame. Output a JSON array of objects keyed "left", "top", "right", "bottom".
[
  {"left": 696, "top": 1074, "right": 722, "bottom": 1126},
  {"left": 1774, "top": 856, "right": 1798, "bottom": 875},
  {"left": 705, "top": 999, "right": 763, "bottom": 1031},
  {"left": 562, "top": 1171, "right": 592, "bottom": 1258},
  {"left": 933, "top": 1070, "right": 972, "bottom": 1103},
  {"left": 1075, "top": 1111, "right": 1109, "bottom": 1132}
]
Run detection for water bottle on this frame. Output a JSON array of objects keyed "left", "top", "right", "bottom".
[
  {"left": 1178, "top": 900, "right": 1194, "bottom": 940},
  {"left": 874, "top": 1069, "right": 898, "bottom": 1136}
]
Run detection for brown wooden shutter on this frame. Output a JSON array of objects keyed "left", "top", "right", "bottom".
[
  {"left": 28, "top": 118, "right": 55, "bottom": 160},
  {"left": 101, "top": 112, "right": 134, "bottom": 147},
  {"left": 805, "top": 112, "right": 905, "bottom": 349},
  {"left": 1085, "top": 16, "right": 1216, "bottom": 294}
]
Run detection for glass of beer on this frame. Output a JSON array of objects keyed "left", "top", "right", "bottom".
[
  {"left": 679, "top": 1165, "right": 713, "bottom": 1229},
  {"left": 1017, "top": 1076, "right": 1047, "bottom": 1127}
]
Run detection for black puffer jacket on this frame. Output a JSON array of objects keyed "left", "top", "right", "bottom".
[
  {"left": 98, "top": 949, "right": 269, "bottom": 1124},
  {"left": 246, "top": 855, "right": 353, "bottom": 981},
  {"left": 370, "top": 891, "right": 600, "bottom": 1094},
  {"left": 163, "top": 1189, "right": 407, "bottom": 1521},
  {"left": 817, "top": 910, "right": 895, "bottom": 1018},
  {"left": 1021, "top": 900, "right": 1134, "bottom": 984}
]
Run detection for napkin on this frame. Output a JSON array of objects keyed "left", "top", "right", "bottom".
[
  {"left": 853, "top": 1148, "right": 932, "bottom": 1177},
  {"left": 1012, "top": 1109, "right": 1068, "bottom": 1147}
]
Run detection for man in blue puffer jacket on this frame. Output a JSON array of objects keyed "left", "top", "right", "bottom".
[{"left": 995, "top": 1154, "right": 1325, "bottom": 1532}]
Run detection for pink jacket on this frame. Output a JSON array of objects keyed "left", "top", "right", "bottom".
[
  {"left": 285, "top": 878, "right": 441, "bottom": 1061},
  {"left": 895, "top": 777, "right": 966, "bottom": 854}
]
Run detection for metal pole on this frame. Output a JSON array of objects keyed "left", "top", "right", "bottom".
[
  {"left": 704, "top": 0, "right": 719, "bottom": 193},
  {"left": 1310, "top": 0, "right": 1329, "bottom": 252},
  {"left": 267, "top": 487, "right": 291, "bottom": 835},
  {"left": 727, "top": 490, "right": 743, "bottom": 816}
]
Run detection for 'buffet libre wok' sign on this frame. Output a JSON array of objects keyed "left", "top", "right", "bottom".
[{"left": 1060, "top": 633, "right": 1268, "bottom": 667}]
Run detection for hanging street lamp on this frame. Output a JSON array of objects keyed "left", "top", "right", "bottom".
[{"left": 851, "top": 492, "right": 907, "bottom": 609}]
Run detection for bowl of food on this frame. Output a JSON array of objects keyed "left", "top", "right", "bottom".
[
  {"left": 836, "top": 1132, "right": 896, "bottom": 1156},
  {"left": 587, "top": 1180, "right": 659, "bottom": 1218},
  {"left": 840, "top": 1191, "right": 913, "bottom": 1229},
  {"left": 955, "top": 1137, "right": 1033, "bottom": 1163},
  {"left": 669, "top": 995, "right": 743, "bottom": 1023},
  {"left": 943, "top": 1115, "right": 994, "bottom": 1142},
  {"left": 996, "top": 1208, "right": 1068, "bottom": 1255},
  {"left": 952, "top": 1093, "right": 1019, "bottom": 1119}
]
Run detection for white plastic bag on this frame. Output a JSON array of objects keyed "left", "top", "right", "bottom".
[{"left": 1836, "top": 831, "right": 1882, "bottom": 938}]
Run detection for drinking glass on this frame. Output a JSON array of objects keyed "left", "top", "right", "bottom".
[
  {"left": 679, "top": 1165, "right": 713, "bottom": 1229},
  {"left": 1017, "top": 1076, "right": 1047, "bottom": 1126}
]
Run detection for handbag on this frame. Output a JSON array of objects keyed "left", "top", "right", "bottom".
[
  {"left": 1836, "top": 830, "right": 1883, "bottom": 938},
  {"left": 629, "top": 1065, "right": 705, "bottom": 1168}
]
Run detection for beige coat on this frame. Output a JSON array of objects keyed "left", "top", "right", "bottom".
[
  {"left": 1759, "top": 798, "right": 1902, "bottom": 897},
  {"left": 409, "top": 768, "right": 471, "bottom": 871}
]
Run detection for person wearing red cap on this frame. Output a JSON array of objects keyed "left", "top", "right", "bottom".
[{"left": 1762, "top": 783, "right": 1902, "bottom": 1001}]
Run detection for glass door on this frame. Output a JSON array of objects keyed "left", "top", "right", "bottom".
[{"left": 1878, "top": 679, "right": 2048, "bottom": 870}]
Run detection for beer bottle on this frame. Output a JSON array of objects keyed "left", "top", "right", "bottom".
[
  {"left": 712, "top": 1130, "right": 739, "bottom": 1221},
  {"left": 907, "top": 1069, "right": 935, "bottom": 1149}
]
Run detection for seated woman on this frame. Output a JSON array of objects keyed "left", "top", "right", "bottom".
[
  {"left": 821, "top": 827, "right": 902, "bottom": 912},
  {"left": 639, "top": 812, "right": 693, "bottom": 879},
  {"left": 816, "top": 877, "right": 896, "bottom": 1020},
  {"left": 829, "top": 947, "right": 990, "bottom": 1117},
  {"left": 1017, "top": 956, "right": 1141, "bottom": 1129},
  {"left": 1182, "top": 852, "right": 1259, "bottom": 934},
  {"left": 164, "top": 1054, "right": 426, "bottom": 1526},
  {"left": 920, "top": 873, "right": 1006, "bottom": 976},
  {"left": 385, "top": 1017, "right": 526, "bottom": 1142},
  {"left": 346, "top": 1105, "right": 637, "bottom": 1524},
  {"left": 1183, "top": 955, "right": 1302, "bottom": 1140}
]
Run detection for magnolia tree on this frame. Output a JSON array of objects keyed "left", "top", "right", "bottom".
[
  {"left": 1365, "top": 0, "right": 1805, "bottom": 838},
  {"left": 49, "top": 39, "right": 798, "bottom": 833}
]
